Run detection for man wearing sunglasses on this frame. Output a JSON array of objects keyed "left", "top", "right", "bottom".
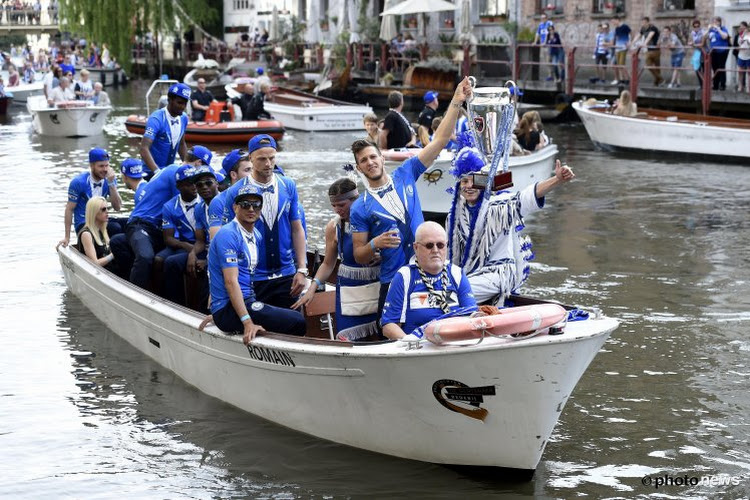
[
  {"left": 208, "top": 184, "right": 306, "bottom": 343},
  {"left": 381, "top": 222, "right": 476, "bottom": 341},
  {"left": 189, "top": 166, "right": 220, "bottom": 312}
]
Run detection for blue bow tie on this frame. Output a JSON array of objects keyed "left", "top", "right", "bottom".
[
  {"left": 170, "top": 118, "right": 179, "bottom": 125},
  {"left": 376, "top": 184, "right": 394, "bottom": 198},
  {"left": 185, "top": 202, "right": 197, "bottom": 212},
  {"left": 259, "top": 185, "right": 274, "bottom": 194},
  {"left": 92, "top": 182, "right": 102, "bottom": 188}
]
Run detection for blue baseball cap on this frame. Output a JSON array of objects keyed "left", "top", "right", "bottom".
[
  {"left": 189, "top": 145, "right": 212, "bottom": 166},
  {"left": 247, "top": 134, "right": 277, "bottom": 154},
  {"left": 423, "top": 91, "right": 438, "bottom": 104},
  {"left": 175, "top": 165, "right": 197, "bottom": 182},
  {"left": 214, "top": 170, "right": 226, "bottom": 183},
  {"left": 191, "top": 165, "right": 217, "bottom": 181},
  {"left": 256, "top": 67, "right": 264, "bottom": 75},
  {"left": 120, "top": 158, "right": 147, "bottom": 178},
  {"left": 168, "top": 82, "right": 192, "bottom": 100},
  {"left": 234, "top": 184, "right": 264, "bottom": 203},
  {"left": 221, "top": 149, "right": 244, "bottom": 175},
  {"left": 88, "top": 147, "right": 109, "bottom": 163}
]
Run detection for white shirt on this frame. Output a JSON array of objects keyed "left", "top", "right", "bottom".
[
  {"left": 49, "top": 86, "right": 76, "bottom": 103},
  {"left": 164, "top": 108, "right": 182, "bottom": 147},
  {"left": 367, "top": 177, "right": 405, "bottom": 222}
]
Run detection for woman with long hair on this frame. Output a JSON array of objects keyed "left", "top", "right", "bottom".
[
  {"left": 292, "top": 178, "right": 381, "bottom": 341},
  {"left": 77, "top": 196, "right": 116, "bottom": 269},
  {"left": 514, "top": 114, "right": 542, "bottom": 152},
  {"left": 613, "top": 90, "right": 637, "bottom": 117}
]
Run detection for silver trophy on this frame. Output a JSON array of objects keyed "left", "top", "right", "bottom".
[{"left": 466, "top": 77, "right": 517, "bottom": 188}]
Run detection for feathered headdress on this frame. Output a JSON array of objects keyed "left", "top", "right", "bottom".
[
  {"left": 449, "top": 147, "right": 485, "bottom": 179},
  {"left": 455, "top": 129, "right": 477, "bottom": 150}
]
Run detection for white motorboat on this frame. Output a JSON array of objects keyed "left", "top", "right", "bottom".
[
  {"left": 3, "top": 81, "right": 44, "bottom": 104},
  {"left": 58, "top": 244, "right": 618, "bottom": 472},
  {"left": 184, "top": 57, "right": 232, "bottom": 99},
  {"left": 573, "top": 101, "right": 750, "bottom": 160},
  {"left": 27, "top": 95, "right": 111, "bottom": 137},
  {"left": 384, "top": 145, "right": 559, "bottom": 216},
  {"left": 226, "top": 84, "right": 374, "bottom": 132}
]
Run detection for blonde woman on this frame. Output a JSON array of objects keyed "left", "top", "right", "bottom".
[
  {"left": 613, "top": 90, "right": 638, "bottom": 117},
  {"left": 77, "top": 196, "right": 116, "bottom": 269}
]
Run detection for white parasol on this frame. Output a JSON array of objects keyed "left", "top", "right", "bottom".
[
  {"left": 307, "top": 0, "right": 321, "bottom": 44},
  {"left": 379, "top": 0, "right": 398, "bottom": 42},
  {"left": 380, "top": 0, "right": 458, "bottom": 16},
  {"left": 458, "top": 0, "right": 471, "bottom": 43}
]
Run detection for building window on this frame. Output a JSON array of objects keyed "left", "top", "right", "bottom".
[
  {"left": 479, "top": 0, "right": 508, "bottom": 17},
  {"left": 660, "top": 0, "right": 694, "bottom": 10},
  {"left": 592, "top": 0, "right": 625, "bottom": 14},
  {"left": 537, "top": 0, "right": 563, "bottom": 15}
]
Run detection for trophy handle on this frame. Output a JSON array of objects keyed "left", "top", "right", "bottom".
[
  {"left": 467, "top": 76, "right": 476, "bottom": 89},
  {"left": 505, "top": 79, "right": 518, "bottom": 102}
]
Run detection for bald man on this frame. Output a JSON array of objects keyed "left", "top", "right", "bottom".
[{"left": 381, "top": 221, "right": 477, "bottom": 340}]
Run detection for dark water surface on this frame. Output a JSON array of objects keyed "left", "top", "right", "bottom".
[{"left": 1, "top": 82, "right": 749, "bottom": 498}]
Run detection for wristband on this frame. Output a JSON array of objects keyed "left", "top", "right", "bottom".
[
  {"left": 296, "top": 267, "right": 308, "bottom": 275},
  {"left": 239, "top": 314, "right": 250, "bottom": 323},
  {"left": 450, "top": 101, "right": 462, "bottom": 109},
  {"left": 370, "top": 239, "right": 376, "bottom": 251},
  {"left": 313, "top": 278, "right": 323, "bottom": 290}
]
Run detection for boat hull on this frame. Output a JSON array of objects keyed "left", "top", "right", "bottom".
[
  {"left": 573, "top": 102, "right": 750, "bottom": 160},
  {"left": 263, "top": 102, "right": 373, "bottom": 131},
  {"left": 27, "top": 96, "right": 110, "bottom": 137},
  {"left": 5, "top": 81, "right": 44, "bottom": 104},
  {"left": 58, "top": 246, "right": 617, "bottom": 470},
  {"left": 386, "top": 145, "right": 558, "bottom": 216},
  {"left": 125, "top": 115, "right": 285, "bottom": 144}
]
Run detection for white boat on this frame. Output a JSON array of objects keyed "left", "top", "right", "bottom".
[
  {"left": 385, "top": 145, "right": 559, "bottom": 216},
  {"left": 3, "top": 81, "right": 44, "bottom": 103},
  {"left": 27, "top": 95, "right": 111, "bottom": 137},
  {"left": 573, "top": 101, "right": 750, "bottom": 160},
  {"left": 58, "top": 244, "right": 618, "bottom": 472},
  {"left": 226, "top": 84, "right": 374, "bottom": 132},
  {"left": 184, "top": 57, "right": 232, "bottom": 99}
]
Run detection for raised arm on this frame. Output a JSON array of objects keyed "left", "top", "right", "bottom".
[
  {"left": 534, "top": 159, "right": 575, "bottom": 199},
  {"left": 106, "top": 166, "right": 122, "bottom": 211},
  {"left": 417, "top": 77, "right": 472, "bottom": 168}
]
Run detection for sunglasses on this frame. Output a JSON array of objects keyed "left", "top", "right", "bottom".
[
  {"left": 194, "top": 179, "right": 215, "bottom": 188},
  {"left": 99, "top": 206, "right": 108, "bottom": 213},
  {"left": 417, "top": 241, "right": 446, "bottom": 250},
  {"left": 237, "top": 200, "right": 262, "bottom": 210}
]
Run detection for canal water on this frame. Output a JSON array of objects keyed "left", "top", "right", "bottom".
[{"left": 1, "top": 81, "right": 749, "bottom": 498}]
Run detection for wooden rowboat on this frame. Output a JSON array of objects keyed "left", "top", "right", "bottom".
[
  {"left": 58, "top": 244, "right": 618, "bottom": 473},
  {"left": 573, "top": 101, "right": 750, "bottom": 161}
]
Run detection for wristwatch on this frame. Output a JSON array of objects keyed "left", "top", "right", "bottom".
[{"left": 296, "top": 267, "right": 308, "bottom": 275}]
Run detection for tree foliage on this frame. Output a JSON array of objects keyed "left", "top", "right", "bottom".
[{"left": 59, "top": 0, "right": 220, "bottom": 71}]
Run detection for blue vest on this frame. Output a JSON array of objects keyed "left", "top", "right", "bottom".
[
  {"left": 67, "top": 171, "right": 114, "bottom": 229},
  {"left": 143, "top": 108, "right": 188, "bottom": 171}
]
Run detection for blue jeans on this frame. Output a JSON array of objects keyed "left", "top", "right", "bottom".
[
  {"left": 126, "top": 219, "right": 164, "bottom": 289},
  {"left": 550, "top": 51, "right": 564, "bottom": 79},
  {"left": 213, "top": 299, "right": 306, "bottom": 336}
]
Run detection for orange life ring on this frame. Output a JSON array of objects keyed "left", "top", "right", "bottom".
[
  {"left": 422, "top": 304, "right": 567, "bottom": 345},
  {"left": 57, "top": 100, "right": 88, "bottom": 109}
]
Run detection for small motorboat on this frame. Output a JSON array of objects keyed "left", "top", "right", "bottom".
[
  {"left": 384, "top": 144, "right": 558, "bottom": 216},
  {"left": 573, "top": 101, "right": 750, "bottom": 161},
  {"left": 226, "top": 84, "right": 373, "bottom": 132},
  {"left": 124, "top": 79, "right": 284, "bottom": 144},
  {"left": 184, "top": 55, "right": 232, "bottom": 99},
  {"left": 3, "top": 81, "right": 44, "bottom": 104},
  {"left": 27, "top": 95, "right": 111, "bottom": 137},
  {"left": 58, "top": 243, "right": 619, "bottom": 472}
]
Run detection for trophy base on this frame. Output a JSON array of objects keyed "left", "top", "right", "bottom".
[{"left": 472, "top": 171, "right": 514, "bottom": 191}]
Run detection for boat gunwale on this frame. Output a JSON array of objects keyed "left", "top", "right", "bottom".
[
  {"left": 59, "top": 245, "right": 619, "bottom": 360},
  {"left": 574, "top": 102, "right": 750, "bottom": 130}
]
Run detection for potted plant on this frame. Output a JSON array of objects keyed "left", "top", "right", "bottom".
[{"left": 381, "top": 72, "right": 395, "bottom": 86}]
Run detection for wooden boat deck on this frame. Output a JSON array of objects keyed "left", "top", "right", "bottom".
[{"left": 588, "top": 106, "right": 750, "bottom": 130}]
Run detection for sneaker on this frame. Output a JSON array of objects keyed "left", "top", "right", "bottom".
[
  {"left": 667, "top": 83, "right": 673, "bottom": 88},
  {"left": 545, "top": 76, "right": 554, "bottom": 81},
  {"left": 611, "top": 80, "right": 619, "bottom": 85},
  {"left": 675, "top": 83, "right": 681, "bottom": 88}
]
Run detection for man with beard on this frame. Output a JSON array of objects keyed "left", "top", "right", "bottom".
[{"left": 349, "top": 78, "right": 472, "bottom": 324}]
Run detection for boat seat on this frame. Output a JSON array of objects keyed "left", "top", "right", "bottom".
[
  {"left": 272, "top": 93, "right": 320, "bottom": 107},
  {"left": 303, "top": 290, "right": 336, "bottom": 340}
]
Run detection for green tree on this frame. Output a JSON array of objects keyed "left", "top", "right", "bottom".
[{"left": 59, "top": 0, "right": 219, "bottom": 71}]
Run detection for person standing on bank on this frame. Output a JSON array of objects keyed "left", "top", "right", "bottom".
[
  {"left": 58, "top": 147, "right": 123, "bottom": 249},
  {"left": 533, "top": 13, "right": 553, "bottom": 81},
  {"left": 190, "top": 77, "right": 216, "bottom": 122},
  {"left": 207, "top": 184, "right": 306, "bottom": 343},
  {"left": 636, "top": 17, "right": 663, "bottom": 87},
  {"left": 417, "top": 91, "right": 439, "bottom": 146},
  {"left": 706, "top": 16, "right": 730, "bottom": 91},
  {"left": 378, "top": 90, "right": 416, "bottom": 151},
  {"left": 349, "top": 77, "right": 473, "bottom": 321},
  {"left": 222, "top": 135, "right": 308, "bottom": 309},
  {"left": 140, "top": 83, "right": 190, "bottom": 178}
]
